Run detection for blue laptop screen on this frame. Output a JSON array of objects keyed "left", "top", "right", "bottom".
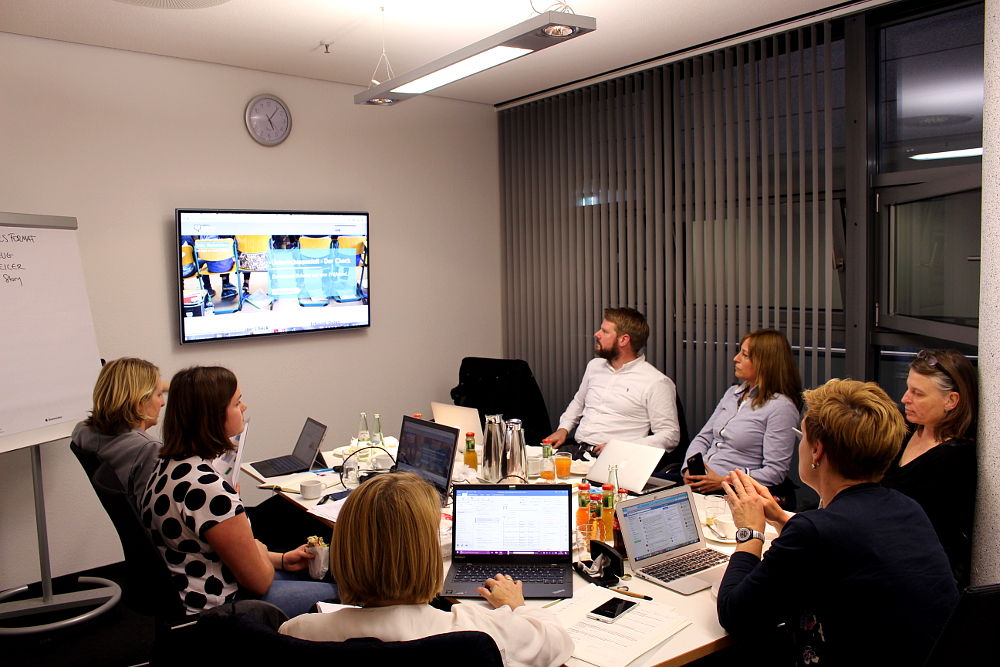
[
  {"left": 453, "top": 487, "right": 571, "bottom": 556},
  {"left": 619, "top": 491, "right": 701, "bottom": 563}
]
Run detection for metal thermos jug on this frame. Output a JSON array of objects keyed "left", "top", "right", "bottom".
[
  {"left": 501, "top": 419, "right": 528, "bottom": 483},
  {"left": 482, "top": 414, "right": 506, "bottom": 483}
]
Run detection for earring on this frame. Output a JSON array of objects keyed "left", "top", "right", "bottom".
[{"left": 810, "top": 462, "right": 819, "bottom": 469}]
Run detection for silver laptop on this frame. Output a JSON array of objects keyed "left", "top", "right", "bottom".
[
  {"left": 585, "top": 439, "right": 677, "bottom": 494},
  {"left": 430, "top": 402, "right": 484, "bottom": 446},
  {"left": 616, "top": 485, "right": 730, "bottom": 595},
  {"left": 442, "top": 484, "right": 574, "bottom": 599},
  {"left": 248, "top": 417, "right": 327, "bottom": 478}
]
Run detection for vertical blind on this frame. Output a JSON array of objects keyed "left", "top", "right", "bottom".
[{"left": 500, "top": 22, "right": 844, "bottom": 435}]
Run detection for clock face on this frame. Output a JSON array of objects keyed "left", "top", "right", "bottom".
[{"left": 245, "top": 95, "right": 291, "bottom": 146}]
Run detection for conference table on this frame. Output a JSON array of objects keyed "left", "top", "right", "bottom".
[{"left": 241, "top": 456, "right": 741, "bottom": 667}]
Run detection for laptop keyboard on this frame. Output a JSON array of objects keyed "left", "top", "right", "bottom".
[
  {"left": 453, "top": 565, "right": 567, "bottom": 584},
  {"left": 265, "top": 455, "right": 301, "bottom": 473},
  {"left": 640, "top": 548, "right": 729, "bottom": 584}
]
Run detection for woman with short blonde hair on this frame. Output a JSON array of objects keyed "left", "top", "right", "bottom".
[
  {"left": 73, "top": 357, "right": 167, "bottom": 505},
  {"left": 281, "top": 473, "right": 574, "bottom": 667}
]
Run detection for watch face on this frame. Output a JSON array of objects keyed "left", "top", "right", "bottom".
[
  {"left": 245, "top": 95, "right": 291, "bottom": 146},
  {"left": 736, "top": 527, "right": 763, "bottom": 543}
]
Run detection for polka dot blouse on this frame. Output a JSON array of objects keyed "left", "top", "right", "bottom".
[{"left": 141, "top": 456, "right": 245, "bottom": 614}]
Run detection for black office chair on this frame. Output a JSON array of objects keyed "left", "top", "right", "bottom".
[
  {"left": 924, "top": 583, "right": 1000, "bottom": 665},
  {"left": 189, "top": 612, "right": 504, "bottom": 667},
  {"left": 70, "top": 441, "right": 102, "bottom": 481},
  {"left": 450, "top": 357, "right": 552, "bottom": 447},
  {"left": 655, "top": 393, "right": 691, "bottom": 472}
]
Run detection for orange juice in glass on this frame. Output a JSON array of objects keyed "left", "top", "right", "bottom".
[{"left": 554, "top": 452, "right": 573, "bottom": 479}]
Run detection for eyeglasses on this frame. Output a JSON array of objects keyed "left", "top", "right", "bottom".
[{"left": 916, "top": 350, "right": 957, "bottom": 388}]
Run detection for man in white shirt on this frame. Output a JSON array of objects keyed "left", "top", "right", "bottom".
[{"left": 547, "top": 307, "right": 680, "bottom": 456}]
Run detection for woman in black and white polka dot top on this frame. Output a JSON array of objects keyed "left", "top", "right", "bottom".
[{"left": 140, "top": 366, "right": 337, "bottom": 618}]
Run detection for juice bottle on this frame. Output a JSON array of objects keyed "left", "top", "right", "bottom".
[
  {"left": 575, "top": 482, "right": 591, "bottom": 529},
  {"left": 463, "top": 432, "right": 478, "bottom": 470},
  {"left": 601, "top": 484, "right": 615, "bottom": 540},
  {"left": 540, "top": 439, "right": 556, "bottom": 480},
  {"left": 587, "top": 492, "right": 605, "bottom": 542}
]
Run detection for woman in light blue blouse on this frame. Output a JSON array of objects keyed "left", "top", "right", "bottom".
[{"left": 682, "top": 329, "right": 802, "bottom": 496}]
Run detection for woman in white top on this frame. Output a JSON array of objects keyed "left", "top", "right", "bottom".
[{"left": 279, "top": 473, "right": 574, "bottom": 667}]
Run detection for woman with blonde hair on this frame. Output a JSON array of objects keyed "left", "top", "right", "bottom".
[
  {"left": 280, "top": 473, "right": 574, "bottom": 667},
  {"left": 72, "top": 357, "right": 166, "bottom": 506},
  {"left": 682, "top": 329, "right": 802, "bottom": 496},
  {"left": 717, "top": 379, "right": 957, "bottom": 665}
]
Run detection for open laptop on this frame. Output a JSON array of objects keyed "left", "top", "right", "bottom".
[
  {"left": 430, "top": 402, "right": 484, "bottom": 446},
  {"left": 585, "top": 439, "right": 677, "bottom": 494},
  {"left": 443, "top": 484, "right": 574, "bottom": 599},
  {"left": 248, "top": 417, "right": 327, "bottom": 478},
  {"left": 616, "top": 485, "right": 730, "bottom": 595},
  {"left": 395, "top": 415, "right": 460, "bottom": 505}
]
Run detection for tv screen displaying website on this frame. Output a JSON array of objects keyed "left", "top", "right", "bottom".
[{"left": 176, "top": 208, "right": 369, "bottom": 344}]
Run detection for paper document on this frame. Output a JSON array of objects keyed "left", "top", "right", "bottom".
[
  {"left": 308, "top": 497, "right": 350, "bottom": 523},
  {"left": 549, "top": 584, "right": 691, "bottom": 667},
  {"left": 316, "top": 601, "right": 359, "bottom": 613}
]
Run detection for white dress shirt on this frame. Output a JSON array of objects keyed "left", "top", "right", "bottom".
[
  {"left": 279, "top": 602, "right": 574, "bottom": 667},
  {"left": 557, "top": 355, "right": 680, "bottom": 451}
]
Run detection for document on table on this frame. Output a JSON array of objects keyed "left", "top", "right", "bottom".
[
  {"left": 308, "top": 496, "right": 350, "bottom": 522},
  {"left": 549, "top": 584, "right": 691, "bottom": 667}
]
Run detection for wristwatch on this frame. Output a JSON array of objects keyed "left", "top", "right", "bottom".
[{"left": 735, "top": 527, "right": 765, "bottom": 544}]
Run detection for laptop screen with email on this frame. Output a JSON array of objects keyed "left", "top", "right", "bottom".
[
  {"left": 618, "top": 490, "right": 702, "bottom": 564},
  {"left": 453, "top": 487, "right": 572, "bottom": 557}
]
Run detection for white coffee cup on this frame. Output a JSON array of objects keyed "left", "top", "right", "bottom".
[
  {"left": 373, "top": 454, "right": 393, "bottom": 470},
  {"left": 300, "top": 479, "right": 323, "bottom": 500},
  {"left": 714, "top": 516, "right": 737, "bottom": 540}
]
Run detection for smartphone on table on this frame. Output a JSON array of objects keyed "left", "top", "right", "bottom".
[
  {"left": 686, "top": 452, "right": 707, "bottom": 476},
  {"left": 586, "top": 598, "right": 638, "bottom": 623}
]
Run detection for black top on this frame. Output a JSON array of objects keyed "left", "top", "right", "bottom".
[
  {"left": 718, "top": 484, "right": 958, "bottom": 667},
  {"left": 881, "top": 435, "right": 976, "bottom": 588}
]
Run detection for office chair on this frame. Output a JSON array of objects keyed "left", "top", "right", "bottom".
[
  {"left": 296, "top": 235, "right": 333, "bottom": 306},
  {"left": 450, "top": 357, "right": 552, "bottom": 447},
  {"left": 193, "top": 237, "right": 240, "bottom": 314},
  {"left": 190, "top": 612, "right": 504, "bottom": 667},
  {"left": 655, "top": 393, "right": 691, "bottom": 472},
  {"left": 332, "top": 236, "right": 366, "bottom": 303},
  {"left": 70, "top": 441, "right": 102, "bottom": 481},
  {"left": 924, "top": 582, "right": 1000, "bottom": 665},
  {"left": 235, "top": 234, "right": 272, "bottom": 307}
]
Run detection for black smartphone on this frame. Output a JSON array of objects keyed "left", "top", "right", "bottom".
[
  {"left": 586, "top": 598, "right": 638, "bottom": 623},
  {"left": 686, "top": 452, "right": 707, "bottom": 476}
]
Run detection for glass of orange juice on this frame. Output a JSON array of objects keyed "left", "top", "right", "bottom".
[{"left": 554, "top": 452, "right": 573, "bottom": 479}]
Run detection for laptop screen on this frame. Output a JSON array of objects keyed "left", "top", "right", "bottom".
[
  {"left": 396, "top": 416, "right": 459, "bottom": 498},
  {"left": 453, "top": 487, "right": 572, "bottom": 556},
  {"left": 618, "top": 489, "right": 701, "bottom": 564},
  {"left": 291, "top": 417, "right": 327, "bottom": 466}
]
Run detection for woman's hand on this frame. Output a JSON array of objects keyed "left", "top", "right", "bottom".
[
  {"left": 729, "top": 472, "right": 790, "bottom": 533},
  {"left": 477, "top": 573, "right": 525, "bottom": 610},
  {"left": 721, "top": 469, "right": 768, "bottom": 532},
  {"left": 277, "top": 544, "right": 316, "bottom": 572},
  {"left": 683, "top": 462, "right": 725, "bottom": 494}
]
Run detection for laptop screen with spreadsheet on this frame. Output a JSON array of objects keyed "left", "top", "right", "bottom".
[
  {"left": 453, "top": 486, "right": 572, "bottom": 557},
  {"left": 618, "top": 489, "right": 702, "bottom": 564}
]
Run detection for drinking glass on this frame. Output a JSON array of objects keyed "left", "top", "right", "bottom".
[{"left": 554, "top": 452, "right": 573, "bottom": 479}]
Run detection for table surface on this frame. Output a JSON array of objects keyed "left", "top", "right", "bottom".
[{"left": 241, "top": 456, "right": 746, "bottom": 667}]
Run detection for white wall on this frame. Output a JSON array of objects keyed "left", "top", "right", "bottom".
[{"left": 0, "top": 33, "right": 502, "bottom": 591}]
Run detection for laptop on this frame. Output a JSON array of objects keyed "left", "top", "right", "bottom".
[
  {"left": 585, "top": 439, "right": 677, "bottom": 495},
  {"left": 442, "top": 484, "right": 574, "bottom": 599},
  {"left": 249, "top": 417, "right": 327, "bottom": 478},
  {"left": 395, "top": 415, "right": 460, "bottom": 505},
  {"left": 430, "top": 402, "right": 484, "bottom": 446},
  {"left": 616, "top": 485, "right": 730, "bottom": 595}
]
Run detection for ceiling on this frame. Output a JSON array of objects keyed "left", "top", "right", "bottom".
[{"left": 1, "top": 0, "right": 855, "bottom": 106}]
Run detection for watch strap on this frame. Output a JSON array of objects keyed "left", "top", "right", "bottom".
[{"left": 735, "top": 527, "right": 765, "bottom": 543}]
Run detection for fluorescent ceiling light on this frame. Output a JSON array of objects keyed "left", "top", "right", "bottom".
[
  {"left": 356, "top": 11, "right": 596, "bottom": 106},
  {"left": 392, "top": 46, "right": 533, "bottom": 94},
  {"left": 909, "top": 147, "right": 983, "bottom": 160}
]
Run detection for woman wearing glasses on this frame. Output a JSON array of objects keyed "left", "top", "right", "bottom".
[{"left": 881, "top": 349, "right": 978, "bottom": 588}]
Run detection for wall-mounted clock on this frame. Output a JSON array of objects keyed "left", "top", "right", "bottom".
[{"left": 245, "top": 94, "right": 292, "bottom": 146}]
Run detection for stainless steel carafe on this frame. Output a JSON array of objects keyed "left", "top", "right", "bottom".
[
  {"left": 482, "top": 414, "right": 507, "bottom": 483},
  {"left": 501, "top": 419, "right": 528, "bottom": 483}
]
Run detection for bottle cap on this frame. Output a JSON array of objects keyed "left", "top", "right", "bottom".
[
  {"left": 578, "top": 482, "right": 590, "bottom": 490},
  {"left": 541, "top": 438, "right": 553, "bottom": 443},
  {"left": 413, "top": 413, "right": 422, "bottom": 418},
  {"left": 466, "top": 432, "right": 475, "bottom": 437},
  {"left": 602, "top": 484, "right": 614, "bottom": 490},
  {"left": 590, "top": 492, "right": 602, "bottom": 500}
]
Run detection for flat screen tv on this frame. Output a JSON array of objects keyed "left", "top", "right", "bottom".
[{"left": 176, "top": 208, "right": 369, "bottom": 344}]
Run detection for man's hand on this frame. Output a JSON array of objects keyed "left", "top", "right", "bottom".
[
  {"left": 682, "top": 462, "right": 725, "bottom": 494},
  {"left": 547, "top": 428, "right": 569, "bottom": 447},
  {"left": 592, "top": 443, "right": 606, "bottom": 455}
]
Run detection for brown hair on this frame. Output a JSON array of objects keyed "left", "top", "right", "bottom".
[
  {"left": 84, "top": 358, "right": 160, "bottom": 435},
  {"left": 331, "top": 473, "right": 443, "bottom": 607},
  {"left": 159, "top": 366, "right": 237, "bottom": 460},
  {"left": 741, "top": 329, "right": 803, "bottom": 410},
  {"left": 909, "top": 350, "right": 978, "bottom": 442},
  {"left": 803, "top": 379, "right": 907, "bottom": 482},
  {"left": 603, "top": 307, "right": 649, "bottom": 353}
]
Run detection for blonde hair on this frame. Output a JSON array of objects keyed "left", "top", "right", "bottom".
[
  {"left": 331, "top": 473, "right": 443, "bottom": 606},
  {"left": 803, "top": 379, "right": 907, "bottom": 482},
  {"left": 741, "top": 329, "right": 803, "bottom": 410},
  {"left": 84, "top": 358, "right": 160, "bottom": 435}
]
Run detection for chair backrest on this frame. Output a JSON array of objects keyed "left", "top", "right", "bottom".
[
  {"left": 86, "top": 461, "right": 187, "bottom": 623},
  {"left": 194, "top": 238, "right": 237, "bottom": 274},
  {"left": 656, "top": 392, "right": 691, "bottom": 471},
  {"left": 191, "top": 613, "right": 503, "bottom": 667},
  {"left": 450, "top": 357, "right": 552, "bottom": 447},
  {"left": 924, "top": 583, "right": 1000, "bottom": 665},
  {"left": 70, "top": 441, "right": 102, "bottom": 481}
]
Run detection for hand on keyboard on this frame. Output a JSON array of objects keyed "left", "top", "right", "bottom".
[{"left": 478, "top": 572, "right": 526, "bottom": 610}]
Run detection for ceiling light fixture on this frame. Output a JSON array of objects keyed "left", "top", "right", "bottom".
[
  {"left": 909, "top": 147, "right": 983, "bottom": 160},
  {"left": 355, "top": 10, "right": 596, "bottom": 106}
]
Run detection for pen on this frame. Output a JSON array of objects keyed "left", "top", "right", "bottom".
[
  {"left": 318, "top": 494, "right": 333, "bottom": 505},
  {"left": 608, "top": 587, "right": 652, "bottom": 600}
]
